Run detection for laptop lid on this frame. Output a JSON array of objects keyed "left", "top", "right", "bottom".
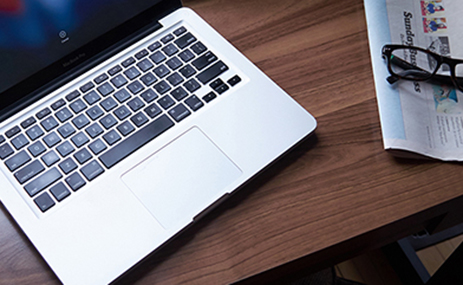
[{"left": 0, "top": 0, "right": 181, "bottom": 122}]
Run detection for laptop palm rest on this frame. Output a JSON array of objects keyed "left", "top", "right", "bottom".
[{"left": 122, "top": 127, "right": 242, "bottom": 229}]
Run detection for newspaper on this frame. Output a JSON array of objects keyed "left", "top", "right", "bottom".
[{"left": 364, "top": 0, "right": 463, "bottom": 160}]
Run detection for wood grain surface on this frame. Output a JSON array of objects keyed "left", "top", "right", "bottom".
[{"left": 2, "top": 0, "right": 463, "bottom": 284}]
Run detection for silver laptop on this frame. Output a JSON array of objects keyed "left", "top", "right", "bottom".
[{"left": 0, "top": 1, "right": 316, "bottom": 284}]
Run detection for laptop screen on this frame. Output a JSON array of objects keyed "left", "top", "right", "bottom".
[{"left": 0, "top": 0, "right": 180, "bottom": 120}]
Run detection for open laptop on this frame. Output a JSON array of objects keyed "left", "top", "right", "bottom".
[{"left": 0, "top": 0, "right": 317, "bottom": 284}]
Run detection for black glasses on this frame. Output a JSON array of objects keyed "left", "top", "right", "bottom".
[{"left": 382, "top": 44, "right": 463, "bottom": 92}]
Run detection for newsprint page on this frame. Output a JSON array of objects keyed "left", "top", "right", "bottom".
[{"left": 364, "top": 0, "right": 463, "bottom": 160}]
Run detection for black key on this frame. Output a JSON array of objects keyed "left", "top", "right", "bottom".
[
  {"left": 179, "top": 65, "right": 197, "bottom": 78},
  {"left": 191, "top": 42, "right": 207, "bottom": 55},
  {"left": 100, "top": 97, "right": 118, "bottom": 112},
  {"left": 113, "top": 105, "right": 131, "bottom": 120},
  {"left": 72, "top": 114, "right": 90, "bottom": 129},
  {"left": 26, "top": 125, "right": 44, "bottom": 141},
  {"left": 21, "top": 117, "right": 37, "bottom": 129},
  {"left": 36, "top": 108, "right": 51, "bottom": 120},
  {"left": 24, "top": 167, "right": 62, "bottom": 197},
  {"left": 28, "top": 141, "right": 46, "bottom": 157},
  {"left": 94, "top": 73, "right": 109, "bottom": 85},
  {"left": 127, "top": 97, "right": 145, "bottom": 112},
  {"left": 83, "top": 90, "right": 101, "bottom": 105},
  {"left": 173, "top": 26, "right": 187, "bottom": 36},
  {"left": 171, "top": 87, "right": 188, "bottom": 101},
  {"left": 130, "top": 112, "right": 148, "bottom": 127},
  {"left": 11, "top": 134, "right": 29, "bottom": 150},
  {"left": 227, "top": 75, "right": 241, "bottom": 86},
  {"left": 41, "top": 150, "right": 60, "bottom": 167},
  {"left": 210, "top": 79, "right": 224, "bottom": 89},
  {"left": 144, "top": 103, "right": 162, "bottom": 119},
  {"left": 56, "top": 141, "right": 75, "bottom": 157},
  {"left": 71, "top": 132, "right": 89, "bottom": 148},
  {"left": 65, "top": 90, "right": 81, "bottom": 102},
  {"left": 111, "top": 74, "right": 128, "bottom": 88},
  {"left": 168, "top": 104, "right": 191, "bottom": 122},
  {"left": 69, "top": 98, "right": 88, "bottom": 114},
  {"left": 140, "top": 72, "right": 158, "bottom": 87},
  {"left": 161, "top": 34, "right": 174, "bottom": 44},
  {"left": 153, "top": 81, "right": 171, "bottom": 95},
  {"left": 136, "top": 59, "right": 154, "bottom": 72},
  {"left": 57, "top": 123, "right": 76, "bottom": 139},
  {"left": 43, "top": 132, "right": 61, "bottom": 148},
  {"left": 166, "top": 57, "right": 183, "bottom": 70},
  {"left": 135, "top": 49, "right": 149, "bottom": 59},
  {"left": 41, "top": 116, "right": 59, "bottom": 131},
  {"left": 158, "top": 95, "right": 175, "bottom": 110},
  {"left": 97, "top": 82, "right": 114, "bottom": 97},
  {"left": 124, "top": 67, "right": 141, "bottom": 80},
  {"left": 215, "top": 84, "right": 229, "bottom": 94},
  {"left": 184, "top": 79, "right": 201, "bottom": 93},
  {"left": 0, "top": 143, "right": 14, "bottom": 160},
  {"left": 197, "top": 61, "right": 229, "bottom": 84},
  {"left": 59, "top": 158, "right": 78, "bottom": 174},
  {"left": 80, "top": 160, "right": 104, "bottom": 181},
  {"left": 162, "top": 44, "right": 179, "bottom": 56},
  {"left": 103, "top": 130, "right": 121, "bottom": 146},
  {"left": 185, "top": 95, "right": 204, "bottom": 111},
  {"left": 114, "top": 89, "right": 131, "bottom": 103},
  {"left": 179, "top": 50, "right": 195, "bottom": 62},
  {"left": 5, "top": 126, "right": 20, "bottom": 138},
  {"left": 174, "top": 32, "right": 196, "bottom": 49},
  {"left": 108, "top": 65, "right": 122, "bottom": 76},
  {"left": 14, "top": 160, "right": 44, "bottom": 184},
  {"left": 55, "top": 107, "right": 73, "bottom": 123},
  {"left": 88, "top": 139, "right": 107, "bottom": 155},
  {"left": 127, "top": 81, "right": 145, "bottom": 95},
  {"left": 5, "top": 150, "right": 31, "bottom": 172},
  {"left": 122, "top": 57, "right": 135, "bottom": 67},
  {"left": 80, "top": 82, "right": 95, "bottom": 93},
  {"left": 147, "top": 41, "right": 161, "bottom": 52},
  {"left": 141, "top": 89, "right": 159, "bottom": 103},
  {"left": 51, "top": 99, "right": 66, "bottom": 111},
  {"left": 167, "top": 73, "right": 184, "bottom": 87},
  {"left": 99, "top": 114, "right": 118, "bottom": 130},
  {"left": 74, "top": 148, "right": 92, "bottom": 165},
  {"left": 202, "top": 92, "right": 217, "bottom": 103},
  {"left": 50, "top": 182, "right": 71, "bottom": 202},
  {"left": 99, "top": 115, "right": 174, "bottom": 169},
  {"left": 34, "top": 192, "right": 55, "bottom": 212},
  {"left": 0, "top": 135, "right": 4, "bottom": 144},
  {"left": 86, "top": 105, "right": 104, "bottom": 120},
  {"left": 150, "top": 51, "right": 166, "bottom": 64},
  {"left": 85, "top": 123, "right": 104, "bottom": 138},
  {"left": 192, "top": 51, "right": 217, "bottom": 71},
  {"left": 65, "top": 172, "right": 86, "bottom": 191},
  {"left": 154, "top": 64, "right": 170, "bottom": 78},
  {"left": 117, "top": 121, "right": 135, "bottom": 136}
]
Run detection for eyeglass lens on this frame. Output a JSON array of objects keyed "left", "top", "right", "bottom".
[{"left": 389, "top": 48, "right": 438, "bottom": 80}]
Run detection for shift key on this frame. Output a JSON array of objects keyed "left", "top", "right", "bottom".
[
  {"left": 24, "top": 168, "right": 62, "bottom": 197},
  {"left": 14, "top": 160, "right": 45, "bottom": 184}
]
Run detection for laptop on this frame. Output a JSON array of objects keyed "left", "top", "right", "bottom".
[{"left": 0, "top": 0, "right": 317, "bottom": 284}]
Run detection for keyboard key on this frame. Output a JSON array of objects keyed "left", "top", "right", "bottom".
[
  {"left": 11, "top": 134, "right": 29, "bottom": 150},
  {"left": 144, "top": 103, "right": 162, "bottom": 119},
  {"left": 184, "top": 78, "right": 201, "bottom": 93},
  {"left": 113, "top": 105, "right": 132, "bottom": 121},
  {"left": 210, "top": 79, "right": 224, "bottom": 90},
  {"left": 161, "top": 34, "right": 174, "bottom": 44},
  {"left": 80, "top": 160, "right": 104, "bottom": 181},
  {"left": 72, "top": 114, "right": 90, "bottom": 129},
  {"left": 103, "top": 130, "right": 121, "bottom": 146},
  {"left": 86, "top": 105, "right": 104, "bottom": 120},
  {"left": 227, "top": 75, "right": 241, "bottom": 86},
  {"left": 83, "top": 90, "right": 101, "bottom": 105},
  {"left": 41, "top": 116, "right": 59, "bottom": 131},
  {"left": 168, "top": 104, "right": 191, "bottom": 122},
  {"left": 215, "top": 84, "right": 229, "bottom": 95},
  {"left": 5, "top": 150, "right": 31, "bottom": 172},
  {"left": 153, "top": 80, "right": 171, "bottom": 95},
  {"left": 36, "top": 108, "right": 51, "bottom": 120},
  {"left": 124, "top": 67, "right": 141, "bottom": 80},
  {"left": 158, "top": 95, "right": 175, "bottom": 110},
  {"left": 14, "top": 160, "right": 45, "bottom": 184},
  {"left": 50, "top": 182, "right": 71, "bottom": 202},
  {"left": 130, "top": 112, "right": 148, "bottom": 127},
  {"left": 69, "top": 99, "right": 88, "bottom": 114},
  {"left": 74, "top": 148, "right": 92, "bottom": 165},
  {"left": 191, "top": 42, "right": 207, "bottom": 55},
  {"left": 174, "top": 32, "right": 196, "bottom": 49},
  {"left": 121, "top": 57, "right": 135, "bottom": 67},
  {"left": 179, "top": 50, "right": 195, "bottom": 62},
  {"left": 197, "top": 61, "right": 229, "bottom": 84},
  {"left": 127, "top": 97, "right": 145, "bottom": 112},
  {"left": 154, "top": 64, "right": 170, "bottom": 78},
  {"left": 171, "top": 87, "right": 188, "bottom": 101},
  {"left": 28, "top": 141, "right": 46, "bottom": 157},
  {"left": 51, "top": 99, "right": 66, "bottom": 111},
  {"left": 140, "top": 72, "right": 158, "bottom": 87},
  {"left": 80, "top": 82, "right": 95, "bottom": 93},
  {"left": 94, "top": 74, "right": 109, "bottom": 85},
  {"left": 71, "top": 132, "right": 90, "bottom": 148},
  {"left": 111, "top": 74, "right": 128, "bottom": 88},
  {"left": 114, "top": 89, "right": 131, "bottom": 103},
  {"left": 136, "top": 59, "right": 154, "bottom": 72},
  {"left": 26, "top": 125, "right": 44, "bottom": 141},
  {"left": 179, "top": 65, "right": 197, "bottom": 78},
  {"left": 141, "top": 89, "right": 158, "bottom": 103},
  {"left": 55, "top": 107, "right": 73, "bottom": 123},
  {"left": 97, "top": 82, "right": 115, "bottom": 97},
  {"left": 59, "top": 158, "right": 78, "bottom": 174},
  {"left": 5, "top": 126, "right": 20, "bottom": 138},
  {"left": 41, "top": 150, "right": 60, "bottom": 167},
  {"left": 150, "top": 51, "right": 166, "bottom": 64},
  {"left": 108, "top": 65, "right": 122, "bottom": 76},
  {"left": 99, "top": 115, "right": 174, "bottom": 169},
  {"left": 192, "top": 51, "right": 218, "bottom": 71},
  {"left": 147, "top": 41, "right": 161, "bottom": 52},
  {"left": 85, "top": 123, "right": 104, "bottom": 138},
  {"left": 173, "top": 26, "right": 187, "bottom": 36},
  {"left": 184, "top": 95, "right": 204, "bottom": 111},
  {"left": 0, "top": 143, "right": 14, "bottom": 160},
  {"left": 24, "top": 167, "right": 62, "bottom": 197},
  {"left": 100, "top": 97, "right": 118, "bottom": 112},
  {"left": 135, "top": 49, "right": 149, "bottom": 60},
  {"left": 202, "top": 92, "right": 217, "bottom": 103},
  {"left": 57, "top": 123, "right": 76, "bottom": 138},
  {"left": 65, "top": 90, "right": 81, "bottom": 102},
  {"left": 43, "top": 132, "right": 62, "bottom": 148},
  {"left": 0, "top": 135, "right": 4, "bottom": 144},
  {"left": 99, "top": 114, "right": 118, "bottom": 130},
  {"left": 167, "top": 73, "right": 184, "bottom": 87},
  {"left": 162, "top": 43, "right": 179, "bottom": 56},
  {"left": 117, "top": 121, "right": 135, "bottom": 136},
  {"left": 21, "top": 117, "right": 37, "bottom": 129},
  {"left": 65, "top": 172, "right": 86, "bottom": 191},
  {"left": 34, "top": 192, "right": 55, "bottom": 212},
  {"left": 127, "top": 81, "right": 144, "bottom": 95},
  {"left": 56, "top": 141, "right": 75, "bottom": 157},
  {"left": 166, "top": 57, "right": 183, "bottom": 70},
  {"left": 88, "top": 139, "right": 107, "bottom": 155}
]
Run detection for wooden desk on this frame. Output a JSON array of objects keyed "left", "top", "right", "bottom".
[{"left": 2, "top": 0, "right": 463, "bottom": 284}]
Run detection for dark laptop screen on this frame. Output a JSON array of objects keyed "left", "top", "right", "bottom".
[{"left": 0, "top": 0, "right": 180, "bottom": 120}]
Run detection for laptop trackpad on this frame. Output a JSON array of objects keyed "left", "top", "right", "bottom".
[{"left": 121, "top": 127, "right": 242, "bottom": 229}]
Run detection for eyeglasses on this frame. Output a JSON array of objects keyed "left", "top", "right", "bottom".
[{"left": 381, "top": 44, "right": 463, "bottom": 92}]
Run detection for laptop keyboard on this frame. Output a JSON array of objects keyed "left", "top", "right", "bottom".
[{"left": 0, "top": 26, "right": 242, "bottom": 213}]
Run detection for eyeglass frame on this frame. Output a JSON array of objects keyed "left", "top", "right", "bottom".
[{"left": 381, "top": 44, "right": 463, "bottom": 92}]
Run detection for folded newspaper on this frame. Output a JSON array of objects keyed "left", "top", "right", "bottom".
[{"left": 364, "top": 0, "right": 463, "bottom": 160}]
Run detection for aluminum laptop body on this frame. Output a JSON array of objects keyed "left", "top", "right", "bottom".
[{"left": 0, "top": 1, "right": 317, "bottom": 284}]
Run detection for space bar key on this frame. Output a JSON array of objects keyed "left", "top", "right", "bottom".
[{"left": 99, "top": 115, "right": 174, "bottom": 169}]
